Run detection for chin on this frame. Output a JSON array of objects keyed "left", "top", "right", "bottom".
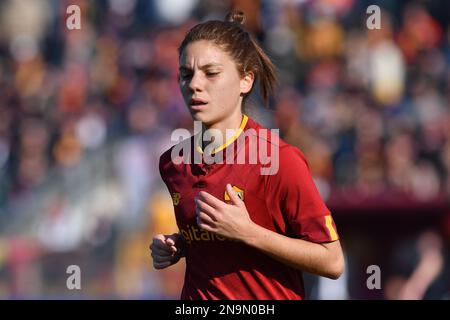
[{"left": 191, "top": 111, "right": 214, "bottom": 125}]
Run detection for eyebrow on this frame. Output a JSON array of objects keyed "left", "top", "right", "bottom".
[{"left": 179, "top": 63, "right": 224, "bottom": 72}]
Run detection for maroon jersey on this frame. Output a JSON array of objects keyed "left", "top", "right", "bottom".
[{"left": 159, "top": 115, "right": 339, "bottom": 300}]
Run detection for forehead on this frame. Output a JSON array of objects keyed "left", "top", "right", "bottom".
[{"left": 179, "top": 40, "right": 233, "bottom": 68}]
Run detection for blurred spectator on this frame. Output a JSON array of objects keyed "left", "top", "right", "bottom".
[
  {"left": 0, "top": 0, "right": 449, "bottom": 299},
  {"left": 385, "top": 230, "right": 448, "bottom": 300}
]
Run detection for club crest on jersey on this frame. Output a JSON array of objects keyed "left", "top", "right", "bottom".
[
  {"left": 224, "top": 185, "right": 244, "bottom": 201},
  {"left": 172, "top": 192, "right": 181, "bottom": 206}
]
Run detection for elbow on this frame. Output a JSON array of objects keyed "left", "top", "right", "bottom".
[
  {"left": 324, "top": 255, "right": 345, "bottom": 280},
  {"left": 327, "top": 264, "right": 344, "bottom": 280}
]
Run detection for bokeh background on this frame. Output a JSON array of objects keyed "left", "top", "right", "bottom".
[{"left": 0, "top": 0, "right": 449, "bottom": 299}]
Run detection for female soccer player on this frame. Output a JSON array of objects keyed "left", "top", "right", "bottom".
[{"left": 150, "top": 10, "right": 344, "bottom": 300}]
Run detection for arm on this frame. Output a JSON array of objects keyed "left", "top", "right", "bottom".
[
  {"left": 243, "top": 223, "right": 344, "bottom": 279},
  {"left": 196, "top": 184, "right": 345, "bottom": 279}
]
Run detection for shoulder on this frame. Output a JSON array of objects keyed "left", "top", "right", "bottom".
[
  {"left": 279, "top": 144, "right": 309, "bottom": 167},
  {"left": 244, "top": 117, "right": 290, "bottom": 150},
  {"left": 269, "top": 144, "right": 311, "bottom": 181},
  {"left": 159, "top": 135, "right": 194, "bottom": 176},
  {"left": 245, "top": 117, "right": 310, "bottom": 176}
]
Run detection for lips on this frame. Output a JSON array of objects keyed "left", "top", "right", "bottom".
[
  {"left": 190, "top": 98, "right": 208, "bottom": 105},
  {"left": 189, "top": 98, "right": 208, "bottom": 110}
]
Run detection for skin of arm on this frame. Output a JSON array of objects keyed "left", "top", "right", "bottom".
[{"left": 195, "top": 184, "right": 345, "bottom": 279}]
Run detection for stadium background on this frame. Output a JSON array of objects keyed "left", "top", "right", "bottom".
[{"left": 0, "top": 0, "right": 449, "bottom": 299}]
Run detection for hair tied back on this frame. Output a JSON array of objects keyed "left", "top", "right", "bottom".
[{"left": 225, "top": 10, "right": 246, "bottom": 25}]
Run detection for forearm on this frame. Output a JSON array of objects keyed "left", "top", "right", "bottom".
[{"left": 241, "top": 223, "right": 344, "bottom": 279}]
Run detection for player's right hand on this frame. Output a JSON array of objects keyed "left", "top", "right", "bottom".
[{"left": 150, "top": 233, "right": 184, "bottom": 269}]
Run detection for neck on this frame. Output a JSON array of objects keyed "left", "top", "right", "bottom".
[{"left": 202, "top": 108, "right": 243, "bottom": 152}]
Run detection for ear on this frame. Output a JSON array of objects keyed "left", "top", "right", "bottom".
[{"left": 240, "top": 71, "right": 254, "bottom": 95}]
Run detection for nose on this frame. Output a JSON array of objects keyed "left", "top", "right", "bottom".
[{"left": 188, "top": 72, "right": 204, "bottom": 93}]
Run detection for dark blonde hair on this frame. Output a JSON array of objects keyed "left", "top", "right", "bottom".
[{"left": 178, "top": 10, "right": 278, "bottom": 107}]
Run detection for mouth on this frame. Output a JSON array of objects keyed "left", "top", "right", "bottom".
[{"left": 189, "top": 98, "right": 208, "bottom": 111}]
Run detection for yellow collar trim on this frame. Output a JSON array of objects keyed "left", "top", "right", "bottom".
[{"left": 196, "top": 114, "right": 248, "bottom": 155}]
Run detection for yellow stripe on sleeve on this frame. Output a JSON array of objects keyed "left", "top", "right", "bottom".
[{"left": 325, "top": 215, "right": 339, "bottom": 241}]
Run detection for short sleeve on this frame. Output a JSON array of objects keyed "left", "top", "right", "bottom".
[
  {"left": 265, "top": 145, "right": 339, "bottom": 243},
  {"left": 159, "top": 151, "right": 167, "bottom": 184},
  {"left": 159, "top": 146, "right": 175, "bottom": 185}
]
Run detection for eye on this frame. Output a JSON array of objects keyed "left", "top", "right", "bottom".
[{"left": 206, "top": 72, "right": 219, "bottom": 77}]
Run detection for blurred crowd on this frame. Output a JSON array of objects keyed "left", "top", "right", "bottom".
[{"left": 0, "top": 0, "right": 449, "bottom": 299}]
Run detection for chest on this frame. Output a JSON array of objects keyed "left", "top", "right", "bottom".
[{"left": 166, "top": 163, "right": 271, "bottom": 229}]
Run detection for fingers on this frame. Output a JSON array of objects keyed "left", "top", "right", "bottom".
[
  {"left": 196, "top": 218, "right": 215, "bottom": 233},
  {"left": 151, "top": 251, "right": 175, "bottom": 270},
  {"left": 151, "top": 251, "right": 176, "bottom": 269},
  {"left": 153, "top": 261, "right": 172, "bottom": 270},
  {"left": 195, "top": 197, "right": 218, "bottom": 231},
  {"left": 166, "top": 233, "right": 182, "bottom": 248},
  {"left": 151, "top": 236, "right": 174, "bottom": 254},
  {"left": 195, "top": 198, "right": 217, "bottom": 220},
  {"left": 150, "top": 234, "right": 179, "bottom": 269},
  {"left": 226, "top": 183, "right": 243, "bottom": 206},
  {"left": 197, "top": 191, "right": 224, "bottom": 209},
  {"left": 165, "top": 237, "right": 178, "bottom": 254},
  {"left": 196, "top": 211, "right": 216, "bottom": 229},
  {"left": 166, "top": 237, "right": 176, "bottom": 246},
  {"left": 150, "top": 243, "right": 174, "bottom": 257},
  {"left": 152, "top": 252, "right": 174, "bottom": 262}
]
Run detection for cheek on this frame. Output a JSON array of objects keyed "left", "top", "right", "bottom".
[{"left": 213, "top": 79, "right": 241, "bottom": 106}]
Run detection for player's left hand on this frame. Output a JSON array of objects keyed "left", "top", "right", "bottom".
[{"left": 195, "top": 184, "right": 255, "bottom": 242}]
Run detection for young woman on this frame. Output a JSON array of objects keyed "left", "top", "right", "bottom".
[{"left": 150, "top": 11, "right": 344, "bottom": 300}]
